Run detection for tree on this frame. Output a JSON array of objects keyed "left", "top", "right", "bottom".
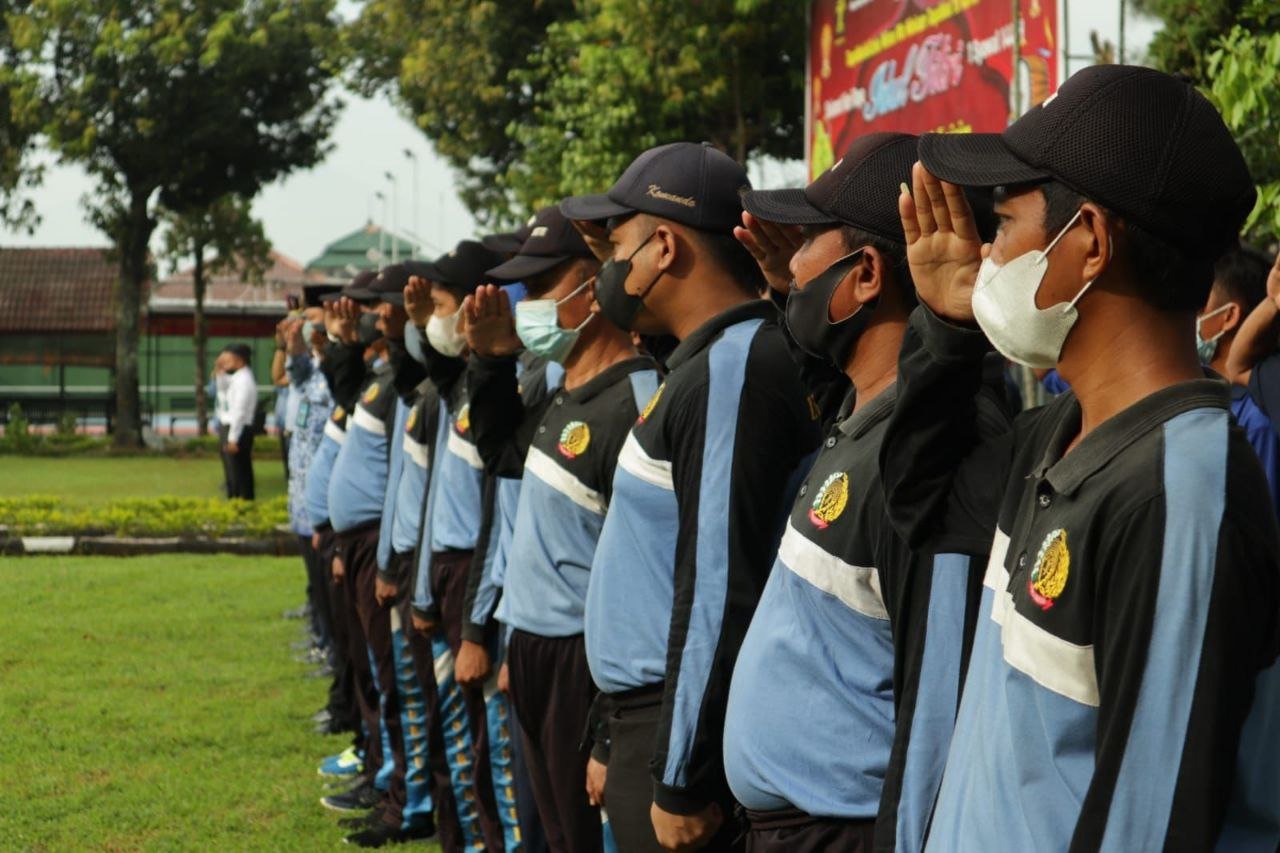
[
  {"left": 505, "top": 0, "right": 803, "bottom": 215},
  {"left": 9, "top": 0, "right": 342, "bottom": 446},
  {"left": 159, "top": 195, "right": 271, "bottom": 436},
  {"left": 0, "top": 2, "right": 41, "bottom": 230},
  {"left": 1130, "top": 0, "right": 1280, "bottom": 83},
  {"left": 348, "top": 0, "right": 577, "bottom": 225},
  {"left": 350, "top": 0, "right": 803, "bottom": 224}
]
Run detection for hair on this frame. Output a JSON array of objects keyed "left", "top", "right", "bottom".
[
  {"left": 220, "top": 343, "right": 252, "bottom": 366},
  {"left": 1036, "top": 180, "right": 1211, "bottom": 313},
  {"left": 839, "top": 224, "right": 917, "bottom": 309},
  {"left": 1212, "top": 244, "right": 1272, "bottom": 312},
  {"left": 693, "top": 228, "right": 767, "bottom": 296}
]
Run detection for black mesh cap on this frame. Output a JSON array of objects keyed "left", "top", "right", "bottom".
[
  {"left": 481, "top": 218, "right": 536, "bottom": 256},
  {"left": 366, "top": 263, "right": 411, "bottom": 306},
  {"left": 560, "top": 142, "right": 750, "bottom": 234},
  {"left": 338, "top": 270, "right": 380, "bottom": 304},
  {"left": 744, "top": 132, "right": 920, "bottom": 242},
  {"left": 487, "top": 205, "right": 594, "bottom": 282},
  {"left": 919, "top": 65, "right": 1256, "bottom": 262},
  {"left": 418, "top": 240, "right": 505, "bottom": 298}
]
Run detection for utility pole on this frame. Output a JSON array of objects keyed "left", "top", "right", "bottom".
[
  {"left": 384, "top": 171, "right": 399, "bottom": 264},
  {"left": 404, "top": 149, "right": 419, "bottom": 258},
  {"left": 375, "top": 190, "right": 387, "bottom": 269}
]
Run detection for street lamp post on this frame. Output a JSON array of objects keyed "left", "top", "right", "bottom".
[
  {"left": 404, "top": 149, "right": 419, "bottom": 259},
  {"left": 374, "top": 190, "right": 388, "bottom": 269},
  {"left": 384, "top": 171, "right": 399, "bottom": 264}
]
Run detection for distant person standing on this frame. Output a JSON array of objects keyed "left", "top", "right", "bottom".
[{"left": 219, "top": 343, "right": 258, "bottom": 500}]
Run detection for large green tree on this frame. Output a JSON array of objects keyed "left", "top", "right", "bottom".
[
  {"left": 349, "top": 0, "right": 576, "bottom": 225},
  {"left": 0, "top": 2, "right": 40, "bottom": 229},
  {"left": 8, "top": 0, "right": 342, "bottom": 446},
  {"left": 351, "top": 0, "right": 803, "bottom": 224},
  {"left": 1130, "top": 0, "right": 1280, "bottom": 83},
  {"left": 159, "top": 195, "right": 271, "bottom": 436}
]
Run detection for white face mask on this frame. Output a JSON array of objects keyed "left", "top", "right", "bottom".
[
  {"left": 1195, "top": 303, "right": 1231, "bottom": 364},
  {"left": 971, "top": 209, "right": 1095, "bottom": 369},
  {"left": 425, "top": 307, "right": 466, "bottom": 357}
]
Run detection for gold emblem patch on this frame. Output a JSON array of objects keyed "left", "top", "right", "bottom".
[
  {"left": 558, "top": 421, "right": 591, "bottom": 459},
  {"left": 405, "top": 405, "right": 419, "bottom": 433},
  {"left": 807, "top": 471, "right": 849, "bottom": 529},
  {"left": 362, "top": 383, "right": 380, "bottom": 404},
  {"left": 1029, "top": 528, "right": 1069, "bottom": 610},
  {"left": 639, "top": 383, "right": 665, "bottom": 423},
  {"left": 455, "top": 403, "right": 470, "bottom": 435},
  {"left": 332, "top": 406, "right": 346, "bottom": 422}
]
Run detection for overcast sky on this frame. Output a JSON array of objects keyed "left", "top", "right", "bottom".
[{"left": 0, "top": 1, "right": 1158, "bottom": 270}]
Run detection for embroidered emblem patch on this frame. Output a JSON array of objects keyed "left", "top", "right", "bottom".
[
  {"left": 807, "top": 472, "right": 849, "bottom": 529},
  {"left": 362, "top": 383, "right": 380, "bottom": 404},
  {"left": 558, "top": 421, "right": 591, "bottom": 459},
  {"left": 454, "top": 403, "right": 470, "bottom": 435},
  {"left": 332, "top": 406, "right": 346, "bottom": 422},
  {"left": 1029, "top": 528, "right": 1070, "bottom": 610},
  {"left": 405, "top": 405, "right": 418, "bottom": 433},
  {"left": 639, "top": 383, "right": 665, "bottom": 423}
]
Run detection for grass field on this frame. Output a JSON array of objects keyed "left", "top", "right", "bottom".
[
  {"left": 0, "top": 456, "right": 286, "bottom": 505},
  {"left": 0, "top": 554, "right": 439, "bottom": 851}
]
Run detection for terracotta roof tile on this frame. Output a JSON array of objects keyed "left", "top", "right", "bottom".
[{"left": 0, "top": 247, "right": 148, "bottom": 334}]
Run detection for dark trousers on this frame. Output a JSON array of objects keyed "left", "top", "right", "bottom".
[
  {"left": 335, "top": 524, "right": 386, "bottom": 781},
  {"left": 347, "top": 525, "right": 409, "bottom": 828},
  {"left": 742, "top": 808, "right": 874, "bottom": 853},
  {"left": 218, "top": 426, "right": 255, "bottom": 500},
  {"left": 433, "top": 549, "right": 506, "bottom": 852},
  {"left": 398, "top": 592, "right": 464, "bottom": 851},
  {"left": 298, "top": 534, "right": 334, "bottom": 652},
  {"left": 603, "top": 690, "right": 741, "bottom": 853},
  {"left": 319, "top": 529, "right": 358, "bottom": 734},
  {"left": 508, "top": 630, "right": 601, "bottom": 853}
]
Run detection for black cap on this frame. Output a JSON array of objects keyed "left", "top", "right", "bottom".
[
  {"left": 560, "top": 141, "right": 750, "bottom": 235},
  {"left": 329, "top": 270, "right": 379, "bottom": 304},
  {"left": 481, "top": 219, "right": 536, "bottom": 256},
  {"left": 743, "top": 132, "right": 920, "bottom": 243},
  {"left": 917, "top": 65, "right": 1256, "bottom": 262},
  {"left": 365, "top": 263, "right": 411, "bottom": 306},
  {"left": 304, "top": 283, "right": 343, "bottom": 307},
  {"left": 486, "top": 206, "right": 594, "bottom": 282},
  {"left": 419, "top": 240, "right": 505, "bottom": 298}
]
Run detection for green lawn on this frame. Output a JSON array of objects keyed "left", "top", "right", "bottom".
[
  {"left": 0, "top": 456, "right": 286, "bottom": 505},
  {"left": 0, "top": 554, "right": 439, "bottom": 851}
]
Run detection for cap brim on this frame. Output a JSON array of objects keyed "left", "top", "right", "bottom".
[
  {"left": 742, "top": 188, "right": 838, "bottom": 226},
  {"left": 559, "top": 193, "right": 632, "bottom": 223},
  {"left": 918, "top": 133, "right": 1051, "bottom": 188},
  {"left": 486, "top": 253, "right": 569, "bottom": 282},
  {"left": 344, "top": 287, "right": 379, "bottom": 304},
  {"left": 319, "top": 292, "right": 342, "bottom": 303},
  {"left": 481, "top": 232, "right": 523, "bottom": 255}
]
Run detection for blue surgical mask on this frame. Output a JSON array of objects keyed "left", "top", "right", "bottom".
[
  {"left": 514, "top": 278, "right": 594, "bottom": 363},
  {"left": 1195, "top": 303, "right": 1230, "bottom": 364}
]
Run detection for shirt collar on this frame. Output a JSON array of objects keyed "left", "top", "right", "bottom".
[
  {"left": 565, "top": 356, "right": 658, "bottom": 404},
  {"left": 1035, "top": 378, "right": 1230, "bottom": 496},
  {"left": 664, "top": 300, "right": 778, "bottom": 372},
  {"left": 837, "top": 383, "right": 898, "bottom": 440}
]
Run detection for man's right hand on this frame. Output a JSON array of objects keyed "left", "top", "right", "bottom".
[
  {"left": 412, "top": 613, "right": 436, "bottom": 636},
  {"left": 404, "top": 276, "right": 434, "bottom": 328},
  {"left": 331, "top": 554, "right": 345, "bottom": 583},
  {"left": 899, "top": 162, "right": 986, "bottom": 324},
  {"left": 570, "top": 219, "right": 613, "bottom": 263},
  {"left": 329, "top": 297, "right": 362, "bottom": 343},
  {"left": 463, "top": 285, "right": 524, "bottom": 357},
  {"left": 285, "top": 317, "right": 306, "bottom": 355},
  {"left": 733, "top": 212, "right": 803, "bottom": 294},
  {"left": 586, "top": 757, "right": 607, "bottom": 807}
]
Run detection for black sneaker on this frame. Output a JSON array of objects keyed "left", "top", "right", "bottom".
[
  {"left": 343, "top": 821, "right": 435, "bottom": 848},
  {"left": 320, "top": 778, "right": 380, "bottom": 813},
  {"left": 338, "top": 805, "right": 387, "bottom": 829}
]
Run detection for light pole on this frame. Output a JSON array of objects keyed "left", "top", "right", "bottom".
[
  {"left": 384, "top": 171, "right": 399, "bottom": 264},
  {"left": 374, "top": 190, "right": 388, "bottom": 269},
  {"left": 403, "top": 149, "right": 419, "bottom": 258}
]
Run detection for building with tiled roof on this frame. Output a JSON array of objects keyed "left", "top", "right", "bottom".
[
  {"left": 306, "top": 222, "right": 418, "bottom": 281},
  {"left": 150, "top": 250, "right": 323, "bottom": 317}
]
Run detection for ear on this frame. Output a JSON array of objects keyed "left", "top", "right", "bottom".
[
  {"left": 653, "top": 223, "right": 679, "bottom": 273},
  {"left": 1078, "top": 202, "right": 1113, "bottom": 285},
  {"left": 1220, "top": 300, "right": 1243, "bottom": 334},
  {"left": 828, "top": 249, "right": 883, "bottom": 322}
]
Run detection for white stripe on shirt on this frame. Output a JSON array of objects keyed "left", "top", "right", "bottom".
[
  {"left": 617, "top": 431, "right": 674, "bottom": 491},
  {"left": 777, "top": 519, "right": 889, "bottom": 620},
  {"left": 525, "top": 446, "right": 607, "bottom": 516}
]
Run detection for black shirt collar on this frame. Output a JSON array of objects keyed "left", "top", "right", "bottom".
[
  {"left": 837, "top": 383, "right": 898, "bottom": 440},
  {"left": 1035, "top": 378, "right": 1230, "bottom": 496},
  {"left": 565, "top": 356, "right": 658, "bottom": 404},
  {"left": 665, "top": 300, "right": 778, "bottom": 372}
]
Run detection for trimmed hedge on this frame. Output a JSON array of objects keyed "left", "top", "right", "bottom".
[
  {"left": 0, "top": 432, "right": 283, "bottom": 458},
  {"left": 0, "top": 495, "right": 289, "bottom": 538}
]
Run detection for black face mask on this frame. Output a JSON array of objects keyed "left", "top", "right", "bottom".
[
  {"left": 785, "top": 249, "right": 878, "bottom": 368},
  {"left": 594, "top": 231, "right": 663, "bottom": 331},
  {"left": 357, "top": 311, "right": 381, "bottom": 346}
]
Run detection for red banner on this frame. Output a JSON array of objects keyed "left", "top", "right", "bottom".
[{"left": 807, "top": 0, "right": 1059, "bottom": 179}]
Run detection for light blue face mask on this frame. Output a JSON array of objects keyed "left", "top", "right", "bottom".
[{"left": 514, "top": 278, "right": 594, "bottom": 364}]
